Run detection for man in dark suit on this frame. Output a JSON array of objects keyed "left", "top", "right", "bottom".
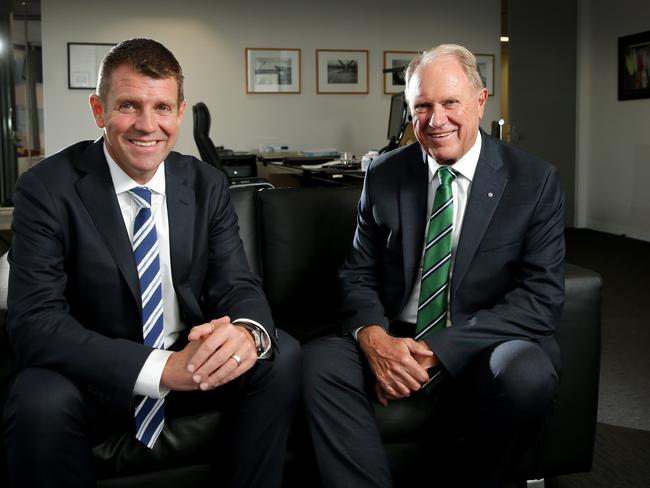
[
  {"left": 3, "top": 38, "right": 300, "bottom": 487},
  {"left": 303, "top": 44, "right": 564, "bottom": 487}
]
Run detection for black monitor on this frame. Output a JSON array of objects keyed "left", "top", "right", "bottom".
[{"left": 386, "top": 91, "right": 407, "bottom": 149}]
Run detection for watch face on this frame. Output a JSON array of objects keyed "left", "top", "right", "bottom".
[{"left": 253, "top": 329, "right": 263, "bottom": 353}]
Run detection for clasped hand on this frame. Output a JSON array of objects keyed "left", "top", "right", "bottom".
[
  {"left": 161, "top": 316, "right": 257, "bottom": 391},
  {"left": 357, "top": 325, "right": 439, "bottom": 406}
]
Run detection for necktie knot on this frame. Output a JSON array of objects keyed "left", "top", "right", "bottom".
[
  {"left": 129, "top": 187, "right": 152, "bottom": 208},
  {"left": 437, "top": 167, "right": 456, "bottom": 187}
]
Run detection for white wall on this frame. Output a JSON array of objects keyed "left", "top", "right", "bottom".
[
  {"left": 41, "top": 0, "right": 500, "bottom": 159},
  {"left": 577, "top": 0, "right": 650, "bottom": 241}
]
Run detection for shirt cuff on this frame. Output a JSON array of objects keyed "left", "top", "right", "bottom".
[
  {"left": 134, "top": 349, "right": 173, "bottom": 398},
  {"left": 233, "top": 318, "right": 272, "bottom": 359},
  {"left": 352, "top": 326, "right": 367, "bottom": 341}
]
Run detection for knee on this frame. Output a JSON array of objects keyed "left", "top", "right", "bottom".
[
  {"left": 301, "top": 335, "right": 362, "bottom": 404},
  {"left": 301, "top": 336, "right": 339, "bottom": 395},
  {"left": 4, "top": 368, "right": 85, "bottom": 443},
  {"left": 301, "top": 342, "right": 327, "bottom": 406},
  {"left": 260, "top": 330, "right": 301, "bottom": 404},
  {"left": 488, "top": 341, "right": 558, "bottom": 417}
]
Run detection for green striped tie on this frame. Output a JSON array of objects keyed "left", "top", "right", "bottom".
[{"left": 415, "top": 166, "right": 456, "bottom": 341}]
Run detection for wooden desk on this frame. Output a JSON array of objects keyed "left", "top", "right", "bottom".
[
  {"left": 257, "top": 153, "right": 337, "bottom": 165},
  {"left": 257, "top": 162, "right": 364, "bottom": 188}
]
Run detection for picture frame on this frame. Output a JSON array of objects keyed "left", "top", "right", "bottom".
[
  {"left": 245, "top": 48, "right": 301, "bottom": 94},
  {"left": 383, "top": 51, "right": 418, "bottom": 94},
  {"left": 618, "top": 30, "right": 650, "bottom": 101},
  {"left": 475, "top": 54, "right": 495, "bottom": 96},
  {"left": 67, "top": 42, "right": 116, "bottom": 89},
  {"left": 316, "top": 49, "right": 368, "bottom": 94}
]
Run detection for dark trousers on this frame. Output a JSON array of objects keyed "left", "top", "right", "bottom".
[
  {"left": 2, "top": 330, "right": 301, "bottom": 488},
  {"left": 302, "top": 333, "right": 558, "bottom": 488}
]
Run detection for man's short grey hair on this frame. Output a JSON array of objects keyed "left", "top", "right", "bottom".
[{"left": 404, "top": 44, "right": 484, "bottom": 103}]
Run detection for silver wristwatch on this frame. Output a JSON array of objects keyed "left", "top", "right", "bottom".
[
  {"left": 236, "top": 322, "right": 265, "bottom": 356},
  {"left": 248, "top": 327, "right": 264, "bottom": 355}
]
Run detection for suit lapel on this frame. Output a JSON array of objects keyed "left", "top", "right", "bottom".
[
  {"left": 452, "top": 134, "right": 507, "bottom": 294},
  {"left": 165, "top": 153, "right": 195, "bottom": 285},
  {"left": 399, "top": 144, "right": 429, "bottom": 304},
  {"left": 74, "top": 139, "right": 141, "bottom": 303}
]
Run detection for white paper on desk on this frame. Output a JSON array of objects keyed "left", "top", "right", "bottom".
[{"left": 300, "top": 160, "right": 341, "bottom": 170}]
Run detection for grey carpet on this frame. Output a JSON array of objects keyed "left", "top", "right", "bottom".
[
  {"left": 548, "top": 422, "right": 650, "bottom": 487},
  {"left": 547, "top": 229, "right": 650, "bottom": 487},
  {"left": 565, "top": 228, "right": 650, "bottom": 432}
]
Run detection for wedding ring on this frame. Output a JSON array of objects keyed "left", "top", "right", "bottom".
[{"left": 231, "top": 354, "right": 242, "bottom": 366}]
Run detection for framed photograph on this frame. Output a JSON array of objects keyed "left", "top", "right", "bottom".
[
  {"left": 618, "top": 30, "right": 650, "bottom": 100},
  {"left": 67, "top": 42, "right": 116, "bottom": 89},
  {"left": 383, "top": 51, "right": 418, "bottom": 94},
  {"left": 316, "top": 49, "right": 368, "bottom": 94},
  {"left": 475, "top": 54, "right": 495, "bottom": 96},
  {"left": 245, "top": 48, "right": 301, "bottom": 94}
]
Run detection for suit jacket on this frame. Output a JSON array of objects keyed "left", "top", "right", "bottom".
[
  {"left": 338, "top": 132, "right": 565, "bottom": 377},
  {"left": 7, "top": 138, "right": 275, "bottom": 410}
]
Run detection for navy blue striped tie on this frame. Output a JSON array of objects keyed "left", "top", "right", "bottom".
[{"left": 129, "top": 187, "right": 165, "bottom": 449}]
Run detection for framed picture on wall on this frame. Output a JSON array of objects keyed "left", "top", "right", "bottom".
[
  {"left": 618, "top": 30, "right": 650, "bottom": 100},
  {"left": 67, "top": 42, "right": 116, "bottom": 89},
  {"left": 383, "top": 51, "right": 418, "bottom": 94},
  {"left": 316, "top": 49, "right": 368, "bottom": 94},
  {"left": 475, "top": 54, "right": 495, "bottom": 96},
  {"left": 245, "top": 48, "right": 301, "bottom": 94}
]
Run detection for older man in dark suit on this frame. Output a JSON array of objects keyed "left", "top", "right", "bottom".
[
  {"left": 3, "top": 38, "right": 299, "bottom": 488},
  {"left": 303, "top": 44, "right": 565, "bottom": 488}
]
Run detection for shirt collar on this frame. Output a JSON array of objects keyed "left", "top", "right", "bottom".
[
  {"left": 103, "top": 143, "right": 166, "bottom": 197},
  {"left": 423, "top": 130, "right": 482, "bottom": 183}
]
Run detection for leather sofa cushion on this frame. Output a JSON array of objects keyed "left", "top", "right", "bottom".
[
  {"left": 93, "top": 410, "right": 222, "bottom": 478},
  {"left": 257, "top": 187, "right": 361, "bottom": 343}
]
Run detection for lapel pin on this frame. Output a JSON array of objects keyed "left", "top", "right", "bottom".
[{"left": 488, "top": 192, "right": 494, "bottom": 198}]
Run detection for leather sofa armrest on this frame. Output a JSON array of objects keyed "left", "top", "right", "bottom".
[
  {"left": 230, "top": 185, "right": 263, "bottom": 276},
  {"left": 539, "top": 263, "right": 603, "bottom": 476},
  {"left": 0, "top": 253, "right": 11, "bottom": 385}
]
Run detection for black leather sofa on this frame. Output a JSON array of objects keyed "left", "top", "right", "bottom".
[{"left": 0, "top": 185, "right": 602, "bottom": 487}]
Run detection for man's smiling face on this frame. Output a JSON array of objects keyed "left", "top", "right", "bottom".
[
  {"left": 90, "top": 64, "right": 186, "bottom": 184},
  {"left": 408, "top": 55, "right": 487, "bottom": 165}
]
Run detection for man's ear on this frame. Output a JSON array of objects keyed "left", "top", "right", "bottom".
[
  {"left": 478, "top": 87, "right": 488, "bottom": 105},
  {"left": 89, "top": 94, "right": 106, "bottom": 128},
  {"left": 477, "top": 87, "right": 488, "bottom": 119},
  {"left": 177, "top": 99, "right": 187, "bottom": 120}
]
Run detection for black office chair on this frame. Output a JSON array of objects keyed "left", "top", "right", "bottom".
[
  {"left": 192, "top": 102, "right": 273, "bottom": 189},
  {"left": 192, "top": 102, "right": 225, "bottom": 172}
]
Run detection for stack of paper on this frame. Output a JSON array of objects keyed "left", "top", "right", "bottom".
[{"left": 300, "top": 160, "right": 342, "bottom": 170}]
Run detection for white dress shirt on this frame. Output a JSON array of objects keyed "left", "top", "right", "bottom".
[
  {"left": 103, "top": 145, "right": 270, "bottom": 400},
  {"left": 397, "top": 131, "right": 482, "bottom": 324}
]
